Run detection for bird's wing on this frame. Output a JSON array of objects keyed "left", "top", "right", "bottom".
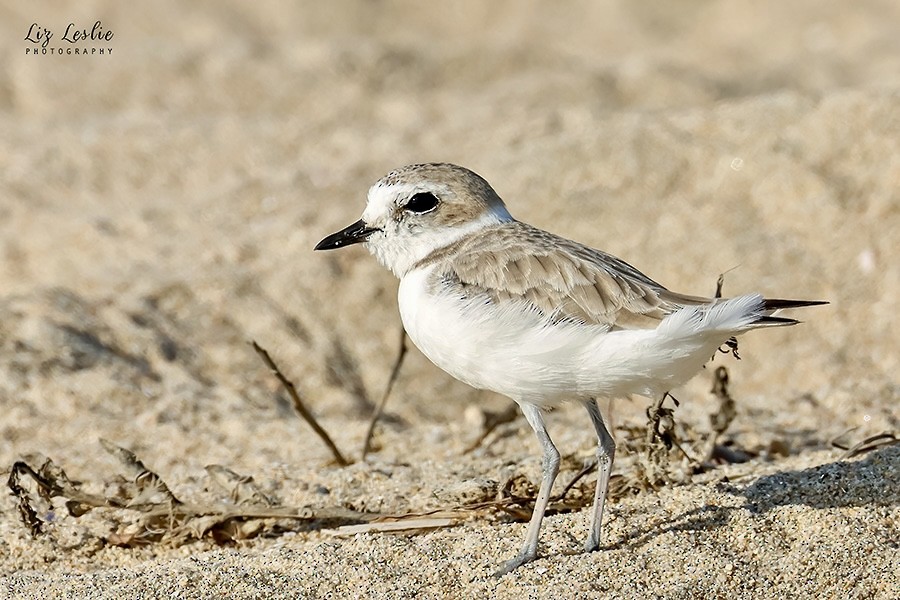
[{"left": 423, "top": 221, "right": 712, "bottom": 330}]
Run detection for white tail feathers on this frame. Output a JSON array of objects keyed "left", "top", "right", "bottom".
[{"left": 657, "top": 294, "right": 767, "bottom": 340}]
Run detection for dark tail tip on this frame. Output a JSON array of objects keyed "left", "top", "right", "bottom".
[
  {"left": 763, "top": 298, "right": 829, "bottom": 311},
  {"left": 756, "top": 315, "right": 801, "bottom": 326}
]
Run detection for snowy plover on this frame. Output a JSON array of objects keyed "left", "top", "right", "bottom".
[{"left": 315, "top": 163, "right": 824, "bottom": 574}]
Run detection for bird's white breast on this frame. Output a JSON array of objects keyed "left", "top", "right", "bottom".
[
  {"left": 399, "top": 265, "right": 641, "bottom": 405},
  {"left": 398, "top": 265, "right": 750, "bottom": 406}
]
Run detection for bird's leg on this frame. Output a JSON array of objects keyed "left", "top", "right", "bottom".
[
  {"left": 583, "top": 398, "right": 616, "bottom": 553},
  {"left": 494, "top": 403, "right": 560, "bottom": 576}
]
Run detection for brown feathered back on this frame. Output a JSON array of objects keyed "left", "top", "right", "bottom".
[{"left": 416, "top": 221, "right": 712, "bottom": 330}]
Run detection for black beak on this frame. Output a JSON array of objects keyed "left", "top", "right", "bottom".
[{"left": 314, "top": 219, "right": 380, "bottom": 250}]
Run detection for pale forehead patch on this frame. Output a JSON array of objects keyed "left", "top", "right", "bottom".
[{"left": 361, "top": 163, "right": 512, "bottom": 226}]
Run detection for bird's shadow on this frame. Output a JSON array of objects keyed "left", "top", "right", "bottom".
[
  {"left": 729, "top": 444, "right": 899, "bottom": 513},
  {"left": 604, "top": 444, "right": 899, "bottom": 551}
]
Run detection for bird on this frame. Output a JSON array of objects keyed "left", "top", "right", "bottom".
[{"left": 314, "top": 162, "right": 825, "bottom": 575}]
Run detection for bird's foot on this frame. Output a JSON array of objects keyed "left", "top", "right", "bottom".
[{"left": 493, "top": 550, "right": 538, "bottom": 577}]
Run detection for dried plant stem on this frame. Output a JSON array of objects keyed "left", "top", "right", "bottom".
[
  {"left": 252, "top": 341, "right": 349, "bottom": 466},
  {"left": 837, "top": 431, "right": 899, "bottom": 459},
  {"left": 361, "top": 325, "right": 408, "bottom": 460},
  {"left": 8, "top": 446, "right": 374, "bottom": 545}
]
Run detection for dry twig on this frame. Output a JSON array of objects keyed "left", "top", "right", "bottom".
[
  {"left": 325, "top": 517, "right": 457, "bottom": 537},
  {"left": 205, "top": 464, "right": 276, "bottom": 507},
  {"left": 251, "top": 340, "right": 349, "bottom": 466},
  {"left": 703, "top": 367, "right": 738, "bottom": 459},
  {"left": 7, "top": 443, "right": 374, "bottom": 546},
  {"left": 361, "top": 325, "right": 408, "bottom": 460},
  {"left": 832, "top": 430, "right": 899, "bottom": 459},
  {"left": 715, "top": 273, "right": 726, "bottom": 299},
  {"left": 713, "top": 271, "right": 740, "bottom": 359}
]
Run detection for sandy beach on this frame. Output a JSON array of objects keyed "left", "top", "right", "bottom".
[{"left": 0, "top": 1, "right": 897, "bottom": 598}]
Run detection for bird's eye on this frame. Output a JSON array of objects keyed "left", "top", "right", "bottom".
[{"left": 404, "top": 192, "right": 439, "bottom": 214}]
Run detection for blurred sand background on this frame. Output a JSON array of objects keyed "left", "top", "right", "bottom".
[{"left": 0, "top": 1, "right": 898, "bottom": 598}]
